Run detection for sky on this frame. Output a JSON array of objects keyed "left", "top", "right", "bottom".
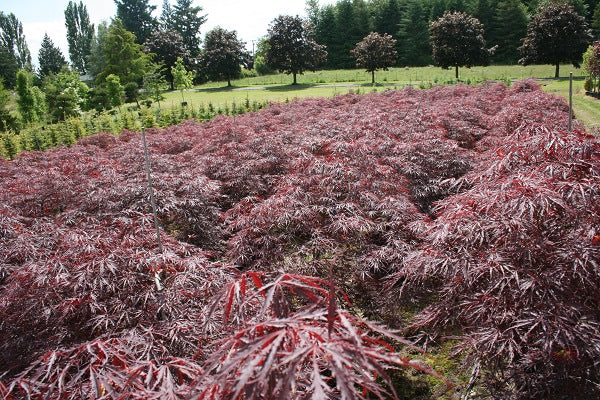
[{"left": 0, "top": 0, "right": 337, "bottom": 67}]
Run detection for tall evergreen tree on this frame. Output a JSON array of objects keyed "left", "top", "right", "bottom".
[
  {"left": 97, "top": 19, "right": 150, "bottom": 84},
  {"left": 305, "top": 0, "right": 321, "bottom": 26},
  {"left": 64, "top": 1, "right": 94, "bottom": 74},
  {"left": 374, "top": 0, "right": 401, "bottom": 36},
  {"left": 430, "top": 0, "right": 447, "bottom": 20},
  {"left": 332, "top": 0, "right": 364, "bottom": 68},
  {"left": 398, "top": 0, "right": 432, "bottom": 66},
  {"left": 114, "top": 0, "right": 158, "bottom": 44},
  {"left": 314, "top": 5, "right": 338, "bottom": 68},
  {"left": 160, "top": 0, "right": 174, "bottom": 28},
  {"left": 593, "top": 1, "right": 600, "bottom": 37},
  {"left": 490, "top": 0, "right": 529, "bottom": 64},
  {"left": 38, "top": 34, "right": 68, "bottom": 78},
  {"left": 352, "top": 0, "right": 373, "bottom": 38},
  {"left": 0, "top": 12, "right": 32, "bottom": 71},
  {"left": 446, "top": 0, "right": 467, "bottom": 12},
  {"left": 474, "top": 0, "right": 495, "bottom": 41},
  {"left": 171, "top": 0, "right": 207, "bottom": 57}
]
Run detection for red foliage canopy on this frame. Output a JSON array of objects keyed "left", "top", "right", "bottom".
[{"left": 1, "top": 81, "right": 598, "bottom": 399}]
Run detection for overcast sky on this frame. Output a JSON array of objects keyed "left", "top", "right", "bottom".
[{"left": 0, "top": 0, "right": 337, "bottom": 67}]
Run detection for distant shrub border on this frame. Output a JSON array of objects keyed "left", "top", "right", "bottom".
[{"left": 0, "top": 99, "right": 269, "bottom": 159}]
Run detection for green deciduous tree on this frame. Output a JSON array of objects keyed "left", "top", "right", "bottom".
[
  {"left": 351, "top": 32, "right": 398, "bottom": 83},
  {"left": 200, "top": 27, "right": 248, "bottom": 86},
  {"left": 169, "top": 0, "right": 207, "bottom": 57},
  {"left": 114, "top": 0, "right": 158, "bottom": 44},
  {"left": 265, "top": 15, "right": 327, "bottom": 85},
  {"left": 0, "top": 12, "right": 32, "bottom": 71},
  {"left": 143, "top": 65, "right": 168, "bottom": 108},
  {"left": 38, "top": 34, "right": 68, "bottom": 79},
  {"left": 171, "top": 56, "right": 194, "bottom": 101},
  {"left": 430, "top": 12, "right": 493, "bottom": 79},
  {"left": 519, "top": 3, "right": 592, "bottom": 78},
  {"left": 97, "top": 19, "right": 150, "bottom": 85},
  {"left": 144, "top": 29, "right": 189, "bottom": 89},
  {"left": 64, "top": 1, "right": 94, "bottom": 74},
  {"left": 253, "top": 38, "right": 273, "bottom": 75}
]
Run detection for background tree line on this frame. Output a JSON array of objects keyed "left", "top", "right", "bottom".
[
  {"left": 0, "top": 0, "right": 251, "bottom": 132},
  {"left": 308, "top": 0, "right": 599, "bottom": 68},
  {"left": 0, "top": 0, "right": 598, "bottom": 133}
]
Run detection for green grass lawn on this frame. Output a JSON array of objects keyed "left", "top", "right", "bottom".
[
  {"left": 158, "top": 64, "right": 600, "bottom": 132},
  {"left": 538, "top": 78, "right": 600, "bottom": 131}
]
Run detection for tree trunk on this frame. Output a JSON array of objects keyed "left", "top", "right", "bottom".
[
  {"left": 372, "top": 70, "right": 375, "bottom": 84},
  {"left": 293, "top": 72, "right": 297, "bottom": 85},
  {"left": 228, "top": 78, "right": 231, "bottom": 87},
  {"left": 455, "top": 65, "right": 459, "bottom": 79},
  {"left": 555, "top": 63, "right": 560, "bottom": 79}
]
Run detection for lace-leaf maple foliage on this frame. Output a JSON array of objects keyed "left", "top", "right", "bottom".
[{"left": 1, "top": 80, "right": 599, "bottom": 399}]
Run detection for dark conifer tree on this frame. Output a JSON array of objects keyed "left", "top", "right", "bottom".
[
  {"left": 38, "top": 34, "right": 68, "bottom": 78},
  {"left": 490, "top": 0, "right": 529, "bottom": 64},
  {"left": 398, "top": 1, "right": 432, "bottom": 66},
  {"left": 474, "top": 0, "right": 495, "bottom": 41},
  {"left": 374, "top": 0, "right": 401, "bottom": 36},
  {"left": 114, "top": 0, "right": 158, "bottom": 44},
  {"left": 332, "top": 0, "right": 364, "bottom": 68},
  {"left": 314, "top": 5, "right": 338, "bottom": 68},
  {"left": 0, "top": 45, "right": 18, "bottom": 88},
  {"left": 171, "top": 0, "right": 207, "bottom": 57}
]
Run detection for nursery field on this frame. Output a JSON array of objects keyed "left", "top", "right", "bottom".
[{"left": 1, "top": 81, "right": 599, "bottom": 399}]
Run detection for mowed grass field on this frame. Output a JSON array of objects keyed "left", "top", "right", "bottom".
[{"left": 160, "top": 64, "right": 600, "bottom": 131}]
